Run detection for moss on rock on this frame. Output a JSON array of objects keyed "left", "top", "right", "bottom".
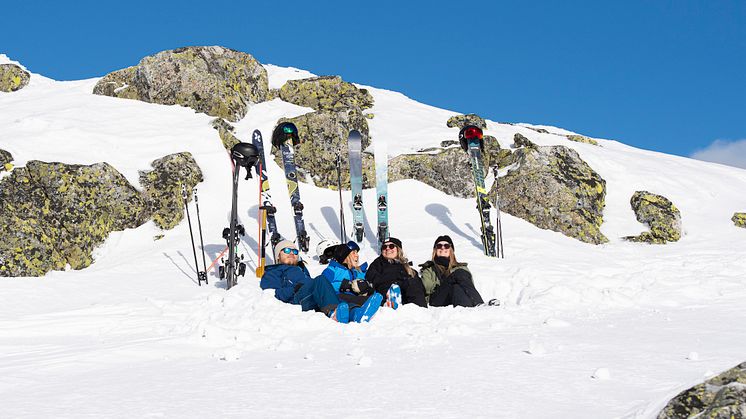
[
  {"left": 0, "top": 64, "right": 30, "bottom": 92},
  {"left": 447, "top": 114, "right": 487, "bottom": 129},
  {"left": 93, "top": 46, "right": 269, "bottom": 122},
  {"left": 567, "top": 134, "right": 600, "bottom": 146},
  {"left": 657, "top": 362, "right": 746, "bottom": 419},
  {"left": 513, "top": 133, "right": 537, "bottom": 148},
  {"left": 624, "top": 191, "right": 681, "bottom": 243},
  {"left": 139, "top": 152, "right": 203, "bottom": 230},
  {"left": 210, "top": 118, "right": 240, "bottom": 151},
  {"left": 0, "top": 161, "right": 149, "bottom": 277},
  {"left": 278, "top": 76, "right": 374, "bottom": 111},
  {"left": 496, "top": 145, "right": 608, "bottom": 244},
  {"left": 732, "top": 212, "right": 746, "bottom": 228},
  {"left": 0, "top": 149, "right": 13, "bottom": 172}
]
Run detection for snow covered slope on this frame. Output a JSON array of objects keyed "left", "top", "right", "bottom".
[{"left": 1, "top": 59, "right": 745, "bottom": 418}]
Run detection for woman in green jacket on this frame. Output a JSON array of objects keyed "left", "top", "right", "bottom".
[{"left": 420, "top": 235, "right": 485, "bottom": 307}]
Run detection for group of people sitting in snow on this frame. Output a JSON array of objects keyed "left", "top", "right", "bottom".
[{"left": 260, "top": 235, "right": 492, "bottom": 324}]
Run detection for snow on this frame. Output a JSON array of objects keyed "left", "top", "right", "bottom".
[{"left": 1, "top": 60, "right": 746, "bottom": 418}]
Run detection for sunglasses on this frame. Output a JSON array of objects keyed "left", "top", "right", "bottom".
[
  {"left": 435, "top": 243, "right": 451, "bottom": 250},
  {"left": 381, "top": 243, "right": 398, "bottom": 250},
  {"left": 281, "top": 247, "right": 299, "bottom": 255}
]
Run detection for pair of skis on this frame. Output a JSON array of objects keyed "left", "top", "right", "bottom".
[
  {"left": 459, "top": 125, "right": 505, "bottom": 258},
  {"left": 344, "top": 130, "right": 389, "bottom": 248}
]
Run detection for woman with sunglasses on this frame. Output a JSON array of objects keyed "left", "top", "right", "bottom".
[
  {"left": 420, "top": 235, "right": 484, "bottom": 307},
  {"left": 260, "top": 240, "right": 352, "bottom": 323},
  {"left": 319, "top": 241, "right": 383, "bottom": 322},
  {"left": 365, "top": 237, "right": 427, "bottom": 308}
]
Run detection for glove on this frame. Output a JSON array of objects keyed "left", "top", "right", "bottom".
[
  {"left": 351, "top": 280, "right": 372, "bottom": 296},
  {"left": 339, "top": 279, "right": 353, "bottom": 294},
  {"left": 293, "top": 282, "right": 304, "bottom": 294}
]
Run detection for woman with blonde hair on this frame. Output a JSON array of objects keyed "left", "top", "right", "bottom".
[
  {"left": 365, "top": 237, "right": 427, "bottom": 308},
  {"left": 419, "top": 235, "right": 484, "bottom": 307}
]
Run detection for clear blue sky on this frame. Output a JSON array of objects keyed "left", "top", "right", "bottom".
[{"left": 3, "top": 0, "right": 744, "bottom": 159}]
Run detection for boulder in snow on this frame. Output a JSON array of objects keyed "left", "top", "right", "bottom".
[
  {"left": 732, "top": 212, "right": 746, "bottom": 229},
  {"left": 139, "top": 152, "right": 203, "bottom": 230},
  {"left": 657, "top": 361, "right": 746, "bottom": 419},
  {"left": 0, "top": 161, "right": 149, "bottom": 277},
  {"left": 278, "top": 75, "right": 374, "bottom": 112},
  {"left": 273, "top": 110, "right": 373, "bottom": 188},
  {"left": 446, "top": 113, "right": 487, "bottom": 129},
  {"left": 210, "top": 118, "right": 240, "bottom": 151},
  {"left": 93, "top": 46, "right": 269, "bottom": 122},
  {"left": 496, "top": 145, "right": 608, "bottom": 244},
  {"left": 513, "top": 133, "right": 537, "bottom": 148},
  {"left": 0, "top": 64, "right": 30, "bottom": 92},
  {"left": 0, "top": 148, "right": 13, "bottom": 172},
  {"left": 624, "top": 191, "right": 681, "bottom": 244},
  {"left": 566, "top": 134, "right": 600, "bottom": 146}
]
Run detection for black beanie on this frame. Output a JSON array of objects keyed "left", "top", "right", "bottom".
[
  {"left": 381, "top": 237, "right": 403, "bottom": 250},
  {"left": 433, "top": 235, "right": 454, "bottom": 249},
  {"left": 333, "top": 241, "right": 360, "bottom": 263}
]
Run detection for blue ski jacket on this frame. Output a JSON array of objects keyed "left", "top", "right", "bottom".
[
  {"left": 320, "top": 260, "right": 368, "bottom": 293},
  {"left": 260, "top": 262, "right": 313, "bottom": 304}
]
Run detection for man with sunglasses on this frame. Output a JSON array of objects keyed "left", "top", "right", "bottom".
[
  {"left": 419, "top": 235, "right": 484, "bottom": 307},
  {"left": 260, "top": 239, "right": 350, "bottom": 323}
]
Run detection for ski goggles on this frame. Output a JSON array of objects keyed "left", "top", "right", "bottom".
[
  {"left": 281, "top": 247, "right": 299, "bottom": 255},
  {"left": 435, "top": 243, "right": 452, "bottom": 250},
  {"left": 345, "top": 241, "right": 360, "bottom": 252}
]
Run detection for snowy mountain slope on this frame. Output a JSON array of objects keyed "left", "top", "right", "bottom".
[{"left": 1, "top": 59, "right": 745, "bottom": 418}]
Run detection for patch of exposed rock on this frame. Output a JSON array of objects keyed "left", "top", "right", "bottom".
[{"left": 93, "top": 46, "right": 268, "bottom": 122}]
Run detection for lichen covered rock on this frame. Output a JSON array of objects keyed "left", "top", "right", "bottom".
[
  {"left": 139, "top": 152, "right": 203, "bottom": 230},
  {"left": 447, "top": 114, "right": 487, "bottom": 129},
  {"left": 278, "top": 76, "right": 374, "bottom": 112},
  {"left": 274, "top": 110, "right": 372, "bottom": 188},
  {"left": 624, "top": 191, "right": 681, "bottom": 243},
  {"left": 93, "top": 46, "right": 269, "bottom": 122},
  {"left": 0, "top": 161, "right": 149, "bottom": 277},
  {"left": 0, "top": 64, "right": 30, "bottom": 92},
  {"left": 390, "top": 136, "right": 511, "bottom": 198},
  {"left": 657, "top": 362, "right": 746, "bottom": 419},
  {"left": 567, "top": 134, "right": 600, "bottom": 146},
  {"left": 733, "top": 212, "right": 746, "bottom": 229},
  {"left": 210, "top": 118, "right": 240, "bottom": 150},
  {"left": 513, "top": 133, "right": 536, "bottom": 148},
  {"left": 0, "top": 149, "right": 13, "bottom": 172},
  {"left": 496, "top": 145, "right": 608, "bottom": 244}
]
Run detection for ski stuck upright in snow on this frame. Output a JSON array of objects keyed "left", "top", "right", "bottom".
[
  {"left": 459, "top": 125, "right": 497, "bottom": 257},
  {"left": 272, "top": 122, "right": 310, "bottom": 253},
  {"left": 348, "top": 130, "right": 365, "bottom": 243}
]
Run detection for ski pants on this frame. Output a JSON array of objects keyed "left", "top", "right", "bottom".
[
  {"left": 294, "top": 277, "right": 340, "bottom": 312},
  {"left": 429, "top": 278, "right": 484, "bottom": 308}
]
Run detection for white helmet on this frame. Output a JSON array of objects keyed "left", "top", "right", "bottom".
[{"left": 316, "top": 239, "right": 341, "bottom": 264}]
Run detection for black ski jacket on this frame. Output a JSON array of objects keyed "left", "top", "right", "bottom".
[{"left": 365, "top": 256, "right": 427, "bottom": 307}]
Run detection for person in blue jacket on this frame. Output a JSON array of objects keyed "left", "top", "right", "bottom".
[
  {"left": 260, "top": 240, "right": 350, "bottom": 323},
  {"left": 320, "top": 241, "right": 383, "bottom": 322}
]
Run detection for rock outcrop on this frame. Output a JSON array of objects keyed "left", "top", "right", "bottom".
[
  {"left": 496, "top": 145, "right": 608, "bottom": 244},
  {"left": 624, "top": 191, "right": 681, "bottom": 243},
  {"left": 733, "top": 212, "right": 746, "bottom": 229},
  {"left": 0, "top": 161, "right": 149, "bottom": 277},
  {"left": 447, "top": 114, "right": 487, "bottom": 129},
  {"left": 93, "top": 46, "right": 269, "bottom": 122},
  {"left": 139, "top": 152, "right": 203, "bottom": 230},
  {"left": 657, "top": 362, "right": 746, "bottom": 419},
  {"left": 566, "top": 134, "right": 600, "bottom": 146},
  {"left": 389, "top": 134, "right": 510, "bottom": 198},
  {"left": 211, "top": 118, "right": 240, "bottom": 150},
  {"left": 0, "top": 64, "right": 30, "bottom": 92},
  {"left": 278, "top": 76, "right": 374, "bottom": 112},
  {"left": 0, "top": 149, "right": 13, "bottom": 172},
  {"left": 275, "top": 110, "right": 373, "bottom": 188}
]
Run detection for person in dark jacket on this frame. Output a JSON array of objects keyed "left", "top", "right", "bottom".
[
  {"left": 365, "top": 237, "right": 427, "bottom": 308},
  {"left": 419, "top": 235, "right": 485, "bottom": 307},
  {"left": 260, "top": 240, "right": 350, "bottom": 322},
  {"left": 320, "top": 241, "right": 383, "bottom": 322}
]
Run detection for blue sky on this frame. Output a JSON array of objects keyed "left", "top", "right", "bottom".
[{"left": 3, "top": 0, "right": 744, "bottom": 165}]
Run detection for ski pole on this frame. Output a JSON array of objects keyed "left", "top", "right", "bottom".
[
  {"left": 182, "top": 183, "right": 203, "bottom": 285},
  {"left": 492, "top": 166, "right": 505, "bottom": 258},
  {"left": 193, "top": 188, "right": 208, "bottom": 285}
]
